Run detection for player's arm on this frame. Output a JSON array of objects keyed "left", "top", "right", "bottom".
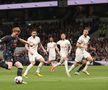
[
  {"left": 25, "top": 44, "right": 33, "bottom": 55},
  {"left": 56, "top": 47, "right": 60, "bottom": 55},
  {"left": 68, "top": 43, "right": 72, "bottom": 54},
  {"left": 46, "top": 43, "right": 49, "bottom": 52},
  {"left": 88, "top": 42, "right": 96, "bottom": 51},
  {"left": 76, "top": 42, "right": 85, "bottom": 48},
  {"left": 56, "top": 41, "right": 61, "bottom": 55},
  {"left": 55, "top": 44, "right": 60, "bottom": 55},
  {"left": 25, "top": 44, "right": 29, "bottom": 51},
  {"left": 19, "top": 38, "right": 33, "bottom": 47},
  {"left": 67, "top": 40, "right": 72, "bottom": 54},
  {"left": 19, "top": 38, "right": 29, "bottom": 44},
  {"left": 89, "top": 46, "right": 96, "bottom": 51},
  {"left": 46, "top": 43, "right": 49, "bottom": 55},
  {"left": 39, "top": 43, "right": 47, "bottom": 55},
  {"left": 0, "top": 36, "right": 8, "bottom": 44},
  {"left": 76, "top": 36, "right": 85, "bottom": 48}
]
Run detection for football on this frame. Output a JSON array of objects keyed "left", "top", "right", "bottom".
[{"left": 14, "top": 76, "right": 23, "bottom": 84}]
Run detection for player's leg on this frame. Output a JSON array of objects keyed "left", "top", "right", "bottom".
[
  {"left": 0, "top": 61, "right": 12, "bottom": 70},
  {"left": 82, "top": 59, "right": 91, "bottom": 75},
  {"left": 23, "top": 61, "right": 35, "bottom": 77},
  {"left": 36, "top": 61, "right": 44, "bottom": 77},
  {"left": 51, "top": 57, "right": 64, "bottom": 72},
  {"left": 82, "top": 51, "right": 93, "bottom": 75},
  {"left": 68, "top": 49, "right": 83, "bottom": 72},
  {"left": 14, "top": 61, "right": 23, "bottom": 76},
  {"left": 53, "top": 61, "right": 62, "bottom": 67},
  {"left": 48, "top": 55, "right": 57, "bottom": 71},
  {"left": 0, "top": 60, "right": 9, "bottom": 69},
  {"left": 68, "top": 62, "right": 80, "bottom": 72},
  {"left": 6, "top": 61, "right": 13, "bottom": 69},
  {"left": 23, "top": 54, "right": 35, "bottom": 77},
  {"left": 50, "top": 60, "right": 57, "bottom": 72},
  {"left": 49, "top": 55, "right": 56, "bottom": 67},
  {"left": 50, "top": 60, "right": 56, "bottom": 67},
  {"left": 64, "top": 57, "right": 71, "bottom": 77},
  {"left": 38, "top": 56, "right": 47, "bottom": 63},
  {"left": 0, "top": 55, "right": 13, "bottom": 70},
  {"left": 54, "top": 56, "right": 64, "bottom": 67},
  {"left": 83, "top": 56, "right": 93, "bottom": 71},
  {"left": 68, "top": 55, "right": 83, "bottom": 73},
  {"left": 36, "top": 54, "right": 45, "bottom": 77},
  {"left": 74, "top": 60, "right": 87, "bottom": 75},
  {"left": 14, "top": 61, "right": 27, "bottom": 84}
]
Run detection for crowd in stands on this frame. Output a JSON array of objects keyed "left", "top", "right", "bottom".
[
  {"left": 0, "top": 0, "right": 50, "bottom": 4},
  {"left": 0, "top": 21, "right": 108, "bottom": 61}
]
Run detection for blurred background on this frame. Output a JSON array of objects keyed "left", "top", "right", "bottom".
[{"left": 0, "top": 0, "right": 108, "bottom": 65}]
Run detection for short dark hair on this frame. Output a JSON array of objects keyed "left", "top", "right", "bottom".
[
  {"left": 12, "top": 27, "right": 21, "bottom": 33},
  {"left": 31, "top": 28, "right": 37, "bottom": 33},
  {"left": 49, "top": 35, "right": 53, "bottom": 38},
  {"left": 84, "top": 27, "right": 90, "bottom": 31},
  {"left": 61, "top": 33, "right": 66, "bottom": 36}
]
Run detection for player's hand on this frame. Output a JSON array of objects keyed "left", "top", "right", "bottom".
[
  {"left": 81, "top": 45, "right": 88, "bottom": 50},
  {"left": 90, "top": 47, "right": 96, "bottom": 51},
  {"left": 44, "top": 50, "right": 48, "bottom": 55},
  {"left": 29, "top": 43, "right": 34, "bottom": 47},
  {"left": 92, "top": 48, "right": 96, "bottom": 51}
]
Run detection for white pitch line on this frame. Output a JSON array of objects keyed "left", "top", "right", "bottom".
[{"left": 80, "top": 76, "right": 108, "bottom": 80}]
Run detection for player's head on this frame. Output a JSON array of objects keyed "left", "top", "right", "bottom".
[
  {"left": 61, "top": 33, "right": 66, "bottom": 40},
  {"left": 12, "top": 27, "right": 21, "bottom": 37},
  {"left": 31, "top": 29, "right": 37, "bottom": 38},
  {"left": 83, "top": 29, "right": 89, "bottom": 37},
  {"left": 49, "top": 36, "right": 54, "bottom": 42}
]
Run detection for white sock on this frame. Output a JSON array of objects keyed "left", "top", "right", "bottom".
[
  {"left": 51, "top": 62, "right": 55, "bottom": 67},
  {"left": 64, "top": 60, "right": 69, "bottom": 73},
  {"left": 82, "top": 61, "right": 90, "bottom": 71},
  {"left": 54, "top": 62, "right": 61, "bottom": 67},
  {"left": 68, "top": 64, "right": 75, "bottom": 72},
  {"left": 24, "top": 63, "right": 33, "bottom": 75},
  {"left": 36, "top": 62, "right": 43, "bottom": 73}
]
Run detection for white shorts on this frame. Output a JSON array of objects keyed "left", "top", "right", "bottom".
[
  {"left": 75, "top": 49, "right": 91, "bottom": 62},
  {"left": 60, "top": 53, "right": 68, "bottom": 60},
  {"left": 28, "top": 53, "right": 43, "bottom": 62},
  {"left": 48, "top": 54, "right": 56, "bottom": 61}
]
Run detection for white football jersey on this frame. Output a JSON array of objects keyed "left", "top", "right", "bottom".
[
  {"left": 77, "top": 35, "right": 90, "bottom": 50},
  {"left": 47, "top": 42, "right": 57, "bottom": 55},
  {"left": 27, "top": 36, "right": 40, "bottom": 53},
  {"left": 57, "top": 39, "right": 71, "bottom": 55}
]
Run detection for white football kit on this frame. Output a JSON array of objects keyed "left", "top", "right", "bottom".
[
  {"left": 57, "top": 39, "right": 71, "bottom": 58},
  {"left": 75, "top": 35, "right": 91, "bottom": 62},
  {"left": 47, "top": 42, "right": 57, "bottom": 61},
  {"left": 27, "top": 36, "right": 43, "bottom": 62}
]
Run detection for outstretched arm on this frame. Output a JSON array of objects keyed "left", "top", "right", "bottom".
[
  {"left": 0, "top": 36, "right": 9, "bottom": 44},
  {"left": 19, "top": 38, "right": 29, "bottom": 45},
  {"left": 39, "top": 43, "right": 47, "bottom": 55}
]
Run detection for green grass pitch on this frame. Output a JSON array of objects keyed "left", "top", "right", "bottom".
[{"left": 0, "top": 66, "right": 108, "bottom": 90}]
